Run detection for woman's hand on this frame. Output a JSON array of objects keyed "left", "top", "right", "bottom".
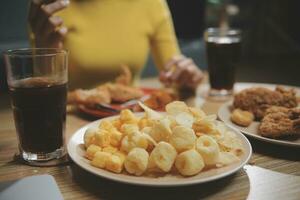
[
  {"left": 28, "top": 0, "right": 69, "bottom": 48},
  {"left": 159, "top": 55, "right": 204, "bottom": 90}
]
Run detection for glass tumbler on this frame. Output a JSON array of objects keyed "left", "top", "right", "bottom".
[{"left": 4, "top": 48, "right": 68, "bottom": 163}]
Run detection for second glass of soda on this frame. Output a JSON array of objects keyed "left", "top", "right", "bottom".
[{"left": 205, "top": 28, "right": 241, "bottom": 100}]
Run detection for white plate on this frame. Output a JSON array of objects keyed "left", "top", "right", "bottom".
[
  {"left": 218, "top": 82, "right": 300, "bottom": 148},
  {"left": 197, "top": 82, "right": 300, "bottom": 97},
  {"left": 67, "top": 113, "right": 252, "bottom": 187}
]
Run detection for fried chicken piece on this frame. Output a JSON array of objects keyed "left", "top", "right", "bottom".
[
  {"left": 105, "top": 83, "right": 144, "bottom": 103},
  {"left": 140, "top": 89, "right": 178, "bottom": 110},
  {"left": 259, "top": 107, "right": 300, "bottom": 138},
  {"left": 115, "top": 65, "right": 132, "bottom": 85},
  {"left": 67, "top": 65, "right": 143, "bottom": 106},
  {"left": 233, "top": 86, "right": 298, "bottom": 120},
  {"left": 68, "top": 86, "right": 111, "bottom": 106}
]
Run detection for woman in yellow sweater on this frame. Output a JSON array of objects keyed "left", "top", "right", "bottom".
[{"left": 29, "top": 0, "right": 203, "bottom": 90}]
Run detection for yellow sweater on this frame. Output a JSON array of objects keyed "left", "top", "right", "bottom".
[{"left": 57, "top": 0, "right": 180, "bottom": 89}]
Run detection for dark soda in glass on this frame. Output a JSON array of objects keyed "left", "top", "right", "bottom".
[
  {"left": 205, "top": 28, "right": 241, "bottom": 97},
  {"left": 206, "top": 39, "right": 241, "bottom": 90},
  {"left": 9, "top": 77, "right": 67, "bottom": 154}
]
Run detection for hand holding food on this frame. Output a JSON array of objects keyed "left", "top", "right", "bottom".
[
  {"left": 159, "top": 55, "right": 204, "bottom": 90},
  {"left": 82, "top": 101, "right": 244, "bottom": 177}
]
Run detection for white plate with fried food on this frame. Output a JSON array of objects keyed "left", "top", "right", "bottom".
[
  {"left": 218, "top": 83, "right": 300, "bottom": 148},
  {"left": 68, "top": 101, "right": 252, "bottom": 186}
]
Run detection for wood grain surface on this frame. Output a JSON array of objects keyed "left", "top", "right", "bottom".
[{"left": 0, "top": 78, "right": 299, "bottom": 200}]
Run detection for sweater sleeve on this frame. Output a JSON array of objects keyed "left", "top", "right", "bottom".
[{"left": 149, "top": 0, "right": 180, "bottom": 71}]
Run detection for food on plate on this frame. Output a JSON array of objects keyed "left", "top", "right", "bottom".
[
  {"left": 137, "top": 89, "right": 178, "bottom": 111},
  {"left": 84, "top": 127, "right": 97, "bottom": 148},
  {"left": 230, "top": 86, "right": 300, "bottom": 140},
  {"left": 82, "top": 101, "right": 244, "bottom": 177},
  {"left": 148, "top": 141, "right": 177, "bottom": 172},
  {"left": 124, "top": 148, "right": 149, "bottom": 176},
  {"left": 86, "top": 144, "right": 102, "bottom": 160},
  {"left": 169, "top": 126, "right": 196, "bottom": 153},
  {"left": 175, "top": 149, "right": 205, "bottom": 176},
  {"left": 233, "top": 86, "right": 297, "bottom": 120},
  {"left": 196, "top": 135, "right": 220, "bottom": 166},
  {"left": 67, "top": 66, "right": 143, "bottom": 106},
  {"left": 67, "top": 66, "right": 177, "bottom": 112},
  {"left": 259, "top": 107, "right": 300, "bottom": 138},
  {"left": 230, "top": 109, "right": 254, "bottom": 127}
]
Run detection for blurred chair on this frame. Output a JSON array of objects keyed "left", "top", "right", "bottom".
[{"left": 0, "top": 0, "right": 29, "bottom": 91}]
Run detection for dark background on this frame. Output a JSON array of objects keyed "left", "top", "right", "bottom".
[{"left": 1, "top": 0, "right": 300, "bottom": 92}]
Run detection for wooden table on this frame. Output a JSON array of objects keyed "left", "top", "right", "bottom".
[{"left": 1, "top": 78, "right": 300, "bottom": 200}]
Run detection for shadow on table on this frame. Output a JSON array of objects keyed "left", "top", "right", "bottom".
[
  {"left": 70, "top": 164, "right": 250, "bottom": 200},
  {"left": 248, "top": 137, "right": 300, "bottom": 161}
]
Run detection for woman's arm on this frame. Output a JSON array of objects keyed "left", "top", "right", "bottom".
[{"left": 150, "top": 0, "right": 203, "bottom": 90}]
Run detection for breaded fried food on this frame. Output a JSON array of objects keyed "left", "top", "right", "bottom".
[
  {"left": 231, "top": 109, "right": 254, "bottom": 127},
  {"left": 68, "top": 86, "right": 111, "bottom": 106},
  {"left": 259, "top": 107, "right": 300, "bottom": 138},
  {"left": 115, "top": 65, "right": 132, "bottom": 86},
  {"left": 233, "top": 86, "right": 298, "bottom": 120},
  {"left": 142, "top": 89, "right": 178, "bottom": 110},
  {"left": 105, "top": 83, "right": 143, "bottom": 103},
  {"left": 67, "top": 65, "right": 143, "bottom": 106}
]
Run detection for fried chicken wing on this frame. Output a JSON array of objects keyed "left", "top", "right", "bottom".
[
  {"left": 259, "top": 107, "right": 300, "bottom": 138},
  {"left": 233, "top": 86, "right": 298, "bottom": 119}
]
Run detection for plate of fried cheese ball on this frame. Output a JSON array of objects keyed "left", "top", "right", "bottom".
[
  {"left": 68, "top": 101, "right": 252, "bottom": 186},
  {"left": 218, "top": 83, "right": 300, "bottom": 148}
]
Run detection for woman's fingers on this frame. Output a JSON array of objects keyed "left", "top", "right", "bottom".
[
  {"left": 165, "top": 55, "right": 185, "bottom": 70},
  {"left": 41, "top": 0, "right": 69, "bottom": 17},
  {"left": 41, "top": 15, "right": 64, "bottom": 37},
  {"left": 39, "top": 1, "right": 69, "bottom": 34},
  {"left": 160, "top": 56, "right": 203, "bottom": 89},
  {"left": 28, "top": 0, "right": 69, "bottom": 48},
  {"left": 48, "top": 27, "right": 68, "bottom": 48}
]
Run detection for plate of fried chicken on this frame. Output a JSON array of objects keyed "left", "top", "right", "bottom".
[
  {"left": 67, "top": 66, "right": 177, "bottom": 117},
  {"left": 218, "top": 83, "right": 300, "bottom": 147}
]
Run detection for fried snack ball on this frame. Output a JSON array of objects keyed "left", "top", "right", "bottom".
[
  {"left": 175, "top": 149, "right": 205, "bottom": 176},
  {"left": 84, "top": 127, "right": 97, "bottom": 148},
  {"left": 165, "top": 101, "right": 190, "bottom": 116},
  {"left": 148, "top": 118, "right": 173, "bottom": 142},
  {"left": 196, "top": 135, "right": 220, "bottom": 165},
  {"left": 188, "top": 107, "right": 206, "bottom": 120},
  {"left": 95, "top": 129, "right": 111, "bottom": 148},
  {"left": 91, "top": 151, "right": 112, "bottom": 168},
  {"left": 148, "top": 142, "right": 177, "bottom": 172},
  {"left": 192, "top": 115, "right": 217, "bottom": 134},
  {"left": 230, "top": 109, "right": 254, "bottom": 127},
  {"left": 124, "top": 148, "right": 149, "bottom": 176},
  {"left": 99, "top": 120, "right": 115, "bottom": 131},
  {"left": 121, "top": 124, "right": 139, "bottom": 136},
  {"left": 106, "top": 155, "right": 123, "bottom": 173},
  {"left": 169, "top": 126, "right": 196, "bottom": 153},
  {"left": 120, "top": 133, "right": 148, "bottom": 153},
  {"left": 109, "top": 129, "right": 123, "bottom": 147},
  {"left": 102, "top": 146, "right": 118, "bottom": 154},
  {"left": 85, "top": 144, "right": 102, "bottom": 160},
  {"left": 120, "top": 109, "right": 138, "bottom": 124}
]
